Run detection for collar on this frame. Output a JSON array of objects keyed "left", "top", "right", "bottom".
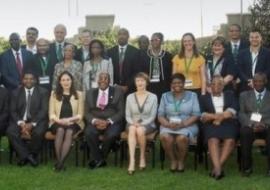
[
  {"left": 231, "top": 40, "right": 240, "bottom": 47},
  {"left": 254, "top": 88, "right": 266, "bottom": 98},
  {"left": 99, "top": 87, "right": 109, "bottom": 95},
  {"left": 118, "top": 44, "right": 128, "bottom": 51},
  {"left": 56, "top": 41, "right": 65, "bottom": 47},
  {"left": 26, "top": 44, "right": 37, "bottom": 52},
  {"left": 12, "top": 48, "right": 22, "bottom": 55},
  {"left": 24, "top": 87, "right": 35, "bottom": 94},
  {"left": 211, "top": 92, "right": 223, "bottom": 98}
]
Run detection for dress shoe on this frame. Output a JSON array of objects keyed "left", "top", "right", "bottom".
[
  {"left": 26, "top": 155, "right": 38, "bottom": 167},
  {"left": 54, "top": 162, "right": 66, "bottom": 172},
  {"left": 177, "top": 169, "right": 185, "bottom": 173},
  {"left": 214, "top": 171, "right": 225, "bottom": 180},
  {"left": 89, "top": 160, "right": 107, "bottom": 169},
  {"left": 242, "top": 169, "right": 252, "bottom": 177},
  {"left": 128, "top": 170, "right": 135, "bottom": 175},
  {"left": 17, "top": 159, "right": 28, "bottom": 167}
]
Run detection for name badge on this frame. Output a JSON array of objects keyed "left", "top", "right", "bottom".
[
  {"left": 169, "top": 116, "right": 182, "bottom": 124},
  {"left": 39, "top": 76, "right": 50, "bottom": 84},
  {"left": 185, "top": 79, "right": 193, "bottom": 87},
  {"left": 150, "top": 78, "right": 160, "bottom": 83},
  {"left": 250, "top": 112, "right": 262, "bottom": 122}
]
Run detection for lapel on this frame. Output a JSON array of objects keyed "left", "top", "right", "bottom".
[
  {"left": 260, "top": 90, "right": 269, "bottom": 111},
  {"left": 246, "top": 50, "right": 253, "bottom": 76},
  {"left": 93, "top": 88, "right": 99, "bottom": 106},
  {"left": 18, "top": 87, "right": 27, "bottom": 115},
  {"left": 223, "top": 91, "right": 230, "bottom": 111},
  {"left": 206, "top": 93, "right": 216, "bottom": 113},
  {"left": 107, "top": 87, "right": 114, "bottom": 106},
  {"left": 30, "top": 87, "right": 38, "bottom": 112},
  {"left": 255, "top": 47, "right": 263, "bottom": 73},
  {"left": 248, "top": 90, "right": 257, "bottom": 111},
  {"left": 21, "top": 49, "right": 27, "bottom": 67},
  {"left": 8, "top": 49, "right": 17, "bottom": 70}
]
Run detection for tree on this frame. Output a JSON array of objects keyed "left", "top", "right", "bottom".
[
  {"left": 249, "top": 0, "right": 270, "bottom": 47},
  {"left": 0, "top": 37, "right": 9, "bottom": 53}
]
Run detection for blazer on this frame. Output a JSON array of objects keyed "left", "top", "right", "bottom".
[
  {"left": 225, "top": 39, "right": 249, "bottom": 58},
  {"left": 49, "top": 91, "right": 84, "bottom": 129},
  {"left": 237, "top": 47, "right": 270, "bottom": 90},
  {"left": 74, "top": 47, "right": 89, "bottom": 64},
  {"left": 107, "top": 44, "right": 139, "bottom": 86},
  {"left": 85, "top": 86, "right": 124, "bottom": 124},
  {"left": 10, "top": 86, "right": 49, "bottom": 126},
  {"left": 200, "top": 91, "right": 238, "bottom": 127},
  {"left": 0, "top": 87, "right": 9, "bottom": 128},
  {"left": 125, "top": 92, "right": 158, "bottom": 127},
  {"left": 239, "top": 90, "right": 270, "bottom": 127},
  {"left": 0, "top": 48, "right": 34, "bottom": 90},
  {"left": 30, "top": 53, "right": 56, "bottom": 91}
]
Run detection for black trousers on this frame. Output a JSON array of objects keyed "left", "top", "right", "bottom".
[
  {"left": 85, "top": 123, "right": 121, "bottom": 161},
  {"left": 6, "top": 122, "right": 47, "bottom": 160},
  {"left": 240, "top": 127, "right": 270, "bottom": 170}
]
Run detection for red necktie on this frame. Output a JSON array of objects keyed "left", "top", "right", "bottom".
[{"left": 16, "top": 52, "right": 23, "bottom": 77}]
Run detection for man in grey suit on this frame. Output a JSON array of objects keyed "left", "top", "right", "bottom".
[
  {"left": 85, "top": 72, "right": 124, "bottom": 169},
  {"left": 239, "top": 73, "right": 270, "bottom": 176}
]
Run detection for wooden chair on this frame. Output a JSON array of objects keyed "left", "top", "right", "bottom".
[
  {"left": 43, "top": 130, "right": 83, "bottom": 166},
  {"left": 119, "top": 130, "right": 158, "bottom": 168}
]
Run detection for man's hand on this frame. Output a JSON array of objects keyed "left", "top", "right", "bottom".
[{"left": 253, "top": 122, "right": 265, "bottom": 132}]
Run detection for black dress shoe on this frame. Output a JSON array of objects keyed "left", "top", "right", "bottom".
[
  {"left": 177, "top": 169, "right": 185, "bottom": 173},
  {"left": 214, "top": 171, "right": 225, "bottom": 180},
  {"left": 17, "top": 159, "right": 28, "bottom": 167},
  {"left": 95, "top": 160, "right": 107, "bottom": 168},
  {"left": 88, "top": 160, "right": 96, "bottom": 168},
  {"left": 27, "top": 155, "right": 38, "bottom": 167},
  {"left": 242, "top": 169, "right": 252, "bottom": 177},
  {"left": 89, "top": 160, "right": 107, "bottom": 169},
  {"left": 266, "top": 170, "right": 270, "bottom": 176}
]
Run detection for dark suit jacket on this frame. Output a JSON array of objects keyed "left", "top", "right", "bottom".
[
  {"left": 107, "top": 44, "right": 139, "bottom": 86},
  {"left": 0, "top": 48, "right": 34, "bottom": 90},
  {"left": 239, "top": 90, "right": 270, "bottom": 127},
  {"left": 200, "top": 91, "right": 238, "bottom": 127},
  {"left": 237, "top": 47, "right": 270, "bottom": 91},
  {"left": 85, "top": 86, "right": 124, "bottom": 124},
  {"left": 10, "top": 86, "right": 49, "bottom": 126},
  {"left": 30, "top": 53, "right": 56, "bottom": 91},
  {"left": 0, "top": 87, "right": 9, "bottom": 129},
  {"left": 74, "top": 47, "right": 89, "bottom": 64},
  {"left": 225, "top": 39, "right": 249, "bottom": 58}
]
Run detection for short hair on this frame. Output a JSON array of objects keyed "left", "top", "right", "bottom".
[
  {"left": 9, "top": 32, "right": 20, "bottom": 40},
  {"left": 250, "top": 28, "right": 261, "bottom": 34},
  {"left": 26, "top": 27, "right": 39, "bottom": 35},
  {"left": 253, "top": 72, "right": 267, "bottom": 81},
  {"left": 22, "top": 70, "right": 37, "bottom": 79},
  {"left": 138, "top": 35, "right": 149, "bottom": 43},
  {"left": 211, "top": 75, "right": 224, "bottom": 84},
  {"left": 229, "top": 24, "right": 241, "bottom": 32},
  {"left": 152, "top": 32, "right": 164, "bottom": 43},
  {"left": 134, "top": 72, "right": 150, "bottom": 85},
  {"left": 36, "top": 38, "right": 50, "bottom": 45},
  {"left": 63, "top": 44, "right": 75, "bottom": 52},
  {"left": 211, "top": 36, "right": 226, "bottom": 47},
  {"left": 118, "top": 28, "right": 129, "bottom": 36},
  {"left": 81, "top": 29, "right": 92, "bottom": 36},
  {"left": 170, "top": 73, "right": 186, "bottom": 84},
  {"left": 54, "top": 24, "right": 67, "bottom": 33}
]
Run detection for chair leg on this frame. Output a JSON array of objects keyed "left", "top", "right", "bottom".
[
  {"left": 152, "top": 141, "right": 155, "bottom": 168},
  {"left": 237, "top": 145, "right": 242, "bottom": 171},
  {"left": 194, "top": 145, "right": 198, "bottom": 170},
  {"left": 8, "top": 140, "right": 14, "bottom": 164},
  {"left": 75, "top": 140, "right": 79, "bottom": 167},
  {"left": 204, "top": 147, "right": 209, "bottom": 170},
  {"left": 120, "top": 141, "right": 124, "bottom": 167},
  {"left": 160, "top": 142, "right": 165, "bottom": 170}
]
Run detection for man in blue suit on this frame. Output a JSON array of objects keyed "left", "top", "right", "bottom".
[
  {"left": 0, "top": 33, "right": 34, "bottom": 90},
  {"left": 237, "top": 29, "right": 270, "bottom": 92}
]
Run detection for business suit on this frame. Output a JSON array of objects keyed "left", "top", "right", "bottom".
[
  {"left": 84, "top": 86, "right": 124, "bottom": 162},
  {"left": 0, "top": 48, "right": 34, "bottom": 90},
  {"left": 74, "top": 47, "right": 89, "bottom": 64},
  {"left": 237, "top": 47, "right": 270, "bottom": 92},
  {"left": 0, "top": 87, "right": 9, "bottom": 135},
  {"left": 48, "top": 42, "right": 76, "bottom": 65},
  {"left": 200, "top": 91, "right": 238, "bottom": 141},
  {"left": 6, "top": 86, "right": 49, "bottom": 160},
  {"left": 225, "top": 39, "right": 249, "bottom": 60},
  {"left": 239, "top": 90, "right": 270, "bottom": 170},
  {"left": 30, "top": 53, "right": 56, "bottom": 91},
  {"left": 107, "top": 44, "right": 139, "bottom": 87}
]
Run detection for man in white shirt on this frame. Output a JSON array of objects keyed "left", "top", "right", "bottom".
[{"left": 22, "top": 27, "right": 39, "bottom": 54}]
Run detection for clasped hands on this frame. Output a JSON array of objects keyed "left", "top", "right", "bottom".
[
  {"left": 19, "top": 122, "right": 33, "bottom": 136},
  {"left": 253, "top": 122, "right": 266, "bottom": 132},
  {"left": 94, "top": 119, "right": 110, "bottom": 130},
  {"left": 201, "top": 113, "right": 224, "bottom": 126},
  {"left": 165, "top": 121, "right": 186, "bottom": 129}
]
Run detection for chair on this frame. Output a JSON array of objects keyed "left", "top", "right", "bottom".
[
  {"left": 43, "top": 130, "right": 83, "bottom": 166},
  {"left": 160, "top": 137, "right": 206, "bottom": 170},
  {"left": 119, "top": 130, "right": 158, "bottom": 168}
]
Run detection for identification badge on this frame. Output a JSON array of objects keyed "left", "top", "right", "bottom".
[
  {"left": 150, "top": 77, "right": 160, "bottom": 83},
  {"left": 185, "top": 79, "right": 193, "bottom": 87},
  {"left": 39, "top": 76, "right": 50, "bottom": 84},
  {"left": 250, "top": 112, "right": 262, "bottom": 122},
  {"left": 169, "top": 116, "right": 182, "bottom": 124}
]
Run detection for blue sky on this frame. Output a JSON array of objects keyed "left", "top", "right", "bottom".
[{"left": 0, "top": 0, "right": 253, "bottom": 40}]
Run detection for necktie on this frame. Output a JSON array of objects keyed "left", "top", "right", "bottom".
[
  {"left": 98, "top": 91, "right": 106, "bottom": 110},
  {"left": 57, "top": 44, "right": 63, "bottom": 62},
  {"left": 16, "top": 52, "right": 23, "bottom": 77},
  {"left": 257, "top": 93, "right": 262, "bottom": 104},
  {"left": 26, "top": 90, "right": 32, "bottom": 121},
  {"left": 119, "top": 47, "right": 125, "bottom": 78},
  {"left": 232, "top": 44, "right": 238, "bottom": 63}
]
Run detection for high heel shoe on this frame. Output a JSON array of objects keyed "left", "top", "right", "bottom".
[
  {"left": 139, "top": 166, "right": 146, "bottom": 171},
  {"left": 128, "top": 170, "right": 135, "bottom": 175}
]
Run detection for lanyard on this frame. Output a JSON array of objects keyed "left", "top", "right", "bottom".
[
  {"left": 134, "top": 94, "right": 149, "bottom": 114},
  {"left": 173, "top": 97, "right": 183, "bottom": 113},
  {"left": 39, "top": 56, "right": 49, "bottom": 76},
  {"left": 209, "top": 56, "right": 224, "bottom": 77},
  {"left": 184, "top": 56, "right": 194, "bottom": 77}
]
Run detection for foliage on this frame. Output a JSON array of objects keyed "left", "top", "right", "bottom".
[
  {"left": 0, "top": 37, "right": 10, "bottom": 53},
  {"left": 249, "top": 0, "right": 270, "bottom": 47}
]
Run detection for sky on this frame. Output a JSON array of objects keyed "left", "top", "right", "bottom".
[{"left": 0, "top": 0, "right": 254, "bottom": 40}]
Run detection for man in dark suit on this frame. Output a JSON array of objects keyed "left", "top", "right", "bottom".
[
  {"left": 30, "top": 38, "right": 55, "bottom": 91},
  {"left": 48, "top": 24, "right": 74, "bottom": 66},
  {"left": 237, "top": 29, "right": 270, "bottom": 92},
  {"left": 21, "top": 27, "right": 39, "bottom": 54},
  {"left": 85, "top": 72, "right": 124, "bottom": 169},
  {"left": 6, "top": 71, "right": 49, "bottom": 167},
  {"left": 74, "top": 29, "right": 92, "bottom": 64},
  {"left": 107, "top": 28, "right": 139, "bottom": 94},
  {"left": 225, "top": 24, "right": 249, "bottom": 62},
  {"left": 0, "top": 33, "right": 34, "bottom": 90},
  {"left": 0, "top": 85, "right": 9, "bottom": 135},
  {"left": 239, "top": 73, "right": 270, "bottom": 176}
]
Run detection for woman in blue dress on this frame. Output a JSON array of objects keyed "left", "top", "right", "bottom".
[{"left": 158, "top": 73, "right": 201, "bottom": 172}]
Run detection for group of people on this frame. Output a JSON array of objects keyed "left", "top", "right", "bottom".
[{"left": 0, "top": 23, "right": 270, "bottom": 180}]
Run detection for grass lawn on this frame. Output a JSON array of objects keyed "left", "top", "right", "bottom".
[{"left": 0, "top": 137, "right": 270, "bottom": 190}]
